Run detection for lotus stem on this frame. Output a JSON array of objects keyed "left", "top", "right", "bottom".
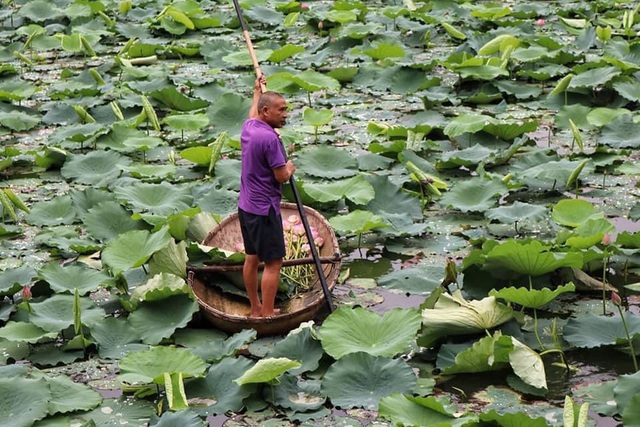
[
  {"left": 614, "top": 298, "right": 638, "bottom": 372},
  {"left": 602, "top": 252, "right": 609, "bottom": 315}
]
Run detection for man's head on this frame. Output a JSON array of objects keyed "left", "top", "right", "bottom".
[{"left": 257, "top": 92, "right": 288, "bottom": 129}]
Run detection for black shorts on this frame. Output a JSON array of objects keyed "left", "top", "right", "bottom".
[{"left": 238, "top": 207, "right": 286, "bottom": 261}]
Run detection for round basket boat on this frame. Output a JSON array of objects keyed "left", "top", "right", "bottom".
[{"left": 187, "top": 202, "right": 341, "bottom": 336}]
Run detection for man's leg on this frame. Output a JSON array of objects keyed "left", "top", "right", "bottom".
[
  {"left": 261, "top": 258, "right": 283, "bottom": 316},
  {"left": 243, "top": 254, "right": 262, "bottom": 317}
]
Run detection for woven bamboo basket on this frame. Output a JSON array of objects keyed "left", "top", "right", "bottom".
[{"left": 187, "top": 202, "right": 341, "bottom": 336}]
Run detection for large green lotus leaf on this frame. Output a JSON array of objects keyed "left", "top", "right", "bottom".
[
  {"left": 302, "top": 175, "right": 374, "bottom": 205},
  {"left": 587, "top": 107, "right": 632, "bottom": 127},
  {"left": 222, "top": 49, "right": 274, "bottom": 67},
  {"left": 60, "top": 151, "right": 128, "bottom": 186},
  {"left": 565, "top": 218, "right": 615, "bottom": 249},
  {"left": 148, "top": 240, "right": 188, "bottom": 279},
  {"left": 377, "top": 263, "right": 444, "bottom": 295},
  {"left": 0, "top": 339, "right": 29, "bottom": 365},
  {"left": 439, "top": 144, "right": 496, "bottom": 168},
  {"left": 26, "top": 196, "right": 77, "bottom": 226},
  {"left": 484, "top": 120, "right": 538, "bottom": 141},
  {"left": 442, "top": 333, "right": 507, "bottom": 375},
  {"left": 623, "top": 394, "right": 640, "bottom": 427},
  {"left": 0, "top": 377, "right": 50, "bottom": 427},
  {"left": 512, "top": 156, "right": 594, "bottom": 191},
  {"left": 187, "top": 357, "right": 257, "bottom": 415},
  {"left": 162, "top": 113, "right": 209, "bottom": 131},
  {"left": 302, "top": 107, "right": 334, "bottom": 127},
  {"left": 70, "top": 187, "right": 114, "bottom": 214},
  {"left": 101, "top": 227, "right": 172, "bottom": 276},
  {"left": 289, "top": 70, "right": 341, "bottom": 92},
  {"left": 321, "top": 352, "right": 416, "bottom": 410},
  {"left": 90, "top": 317, "right": 147, "bottom": 360},
  {"left": 0, "top": 321, "right": 58, "bottom": 343},
  {"left": 267, "top": 327, "right": 324, "bottom": 375},
  {"left": 378, "top": 394, "right": 471, "bottom": 427},
  {"left": 356, "top": 152, "right": 394, "bottom": 171},
  {"left": 118, "top": 345, "right": 206, "bottom": 385},
  {"left": 269, "top": 374, "right": 325, "bottom": 411},
  {"left": 114, "top": 182, "right": 193, "bottom": 216},
  {"left": 117, "top": 135, "right": 165, "bottom": 153},
  {"left": 180, "top": 146, "right": 213, "bottom": 166},
  {"left": 551, "top": 199, "right": 604, "bottom": 228},
  {"left": 439, "top": 177, "right": 507, "bottom": 213},
  {"left": 150, "top": 87, "right": 209, "bottom": 111},
  {"left": 151, "top": 410, "right": 204, "bottom": 427},
  {"left": 130, "top": 272, "right": 189, "bottom": 302},
  {"left": 361, "top": 42, "right": 406, "bottom": 60},
  {"left": 83, "top": 201, "right": 147, "bottom": 242},
  {"left": 127, "top": 294, "right": 199, "bottom": 345},
  {"left": 479, "top": 409, "right": 550, "bottom": 427},
  {"left": 614, "top": 371, "right": 640, "bottom": 418},
  {"left": 494, "top": 80, "right": 542, "bottom": 100},
  {"left": 599, "top": 115, "right": 640, "bottom": 149},
  {"left": 47, "top": 375, "right": 103, "bottom": 414},
  {"left": 419, "top": 291, "right": 514, "bottom": 347},
  {"left": 0, "top": 301, "right": 13, "bottom": 323},
  {"left": 318, "top": 306, "right": 422, "bottom": 359},
  {"left": 172, "top": 328, "right": 227, "bottom": 348},
  {"left": 564, "top": 313, "right": 640, "bottom": 348},
  {"left": 455, "top": 64, "right": 510, "bottom": 81},
  {"left": 234, "top": 357, "right": 301, "bottom": 385},
  {"left": 190, "top": 329, "right": 256, "bottom": 363},
  {"left": 269, "top": 44, "right": 305, "bottom": 63},
  {"left": 38, "top": 262, "right": 113, "bottom": 295},
  {"left": 485, "top": 239, "right": 583, "bottom": 276},
  {"left": 613, "top": 77, "right": 640, "bottom": 102},
  {"left": 296, "top": 145, "right": 357, "bottom": 179},
  {"left": 329, "top": 210, "right": 388, "bottom": 235},
  {"left": 569, "top": 66, "right": 621, "bottom": 89},
  {"left": 195, "top": 187, "right": 239, "bottom": 216},
  {"left": 29, "top": 294, "right": 105, "bottom": 333},
  {"left": 0, "top": 110, "right": 40, "bottom": 131},
  {"left": 507, "top": 336, "right": 547, "bottom": 390},
  {"left": 0, "top": 79, "right": 37, "bottom": 101},
  {"left": 485, "top": 201, "right": 548, "bottom": 225},
  {"left": 490, "top": 283, "right": 576, "bottom": 309},
  {"left": 336, "top": 22, "right": 384, "bottom": 39},
  {"left": 206, "top": 93, "right": 251, "bottom": 135},
  {"left": 48, "top": 122, "right": 107, "bottom": 145},
  {"left": 0, "top": 264, "right": 37, "bottom": 296},
  {"left": 75, "top": 397, "right": 155, "bottom": 426},
  {"left": 366, "top": 174, "right": 423, "bottom": 220},
  {"left": 444, "top": 114, "right": 493, "bottom": 138},
  {"left": 28, "top": 342, "right": 83, "bottom": 366}
]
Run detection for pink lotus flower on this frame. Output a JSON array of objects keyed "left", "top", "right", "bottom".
[
  {"left": 300, "top": 2, "right": 309, "bottom": 11},
  {"left": 301, "top": 243, "right": 311, "bottom": 253},
  {"left": 535, "top": 18, "right": 545, "bottom": 27},
  {"left": 288, "top": 214, "right": 300, "bottom": 225},
  {"left": 314, "top": 236, "right": 324, "bottom": 247},
  {"left": 21, "top": 285, "right": 32, "bottom": 301},
  {"left": 602, "top": 234, "right": 612, "bottom": 246},
  {"left": 293, "top": 224, "right": 305, "bottom": 236}
]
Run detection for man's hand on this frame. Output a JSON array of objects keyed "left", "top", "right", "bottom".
[{"left": 254, "top": 75, "right": 267, "bottom": 92}]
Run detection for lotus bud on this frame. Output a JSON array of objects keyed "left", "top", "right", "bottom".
[
  {"left": 288, "top": 214, "right": 301, "bottom": 225},
  {"left": 300, "top": 2, "right": 309, "bottom": 11},
  {"left": 21, "top": 285, "right": 32, "bottom": 301},
  {"left": 612, "top": 291, "right": 622, "bottom": 306},
  {"left": 535, "top": 18, "right": 545, "bottom": 27},
  {"left": 314, "top": 236, "right": 324, "bottom": 247},
  {"left": 602, "top": 234, "right": 612, "bottom": 246},
  {"left": 283, "top": 220, "right": 292, "bottom": 232},
  {"left": 301, "top": 243, "right": 310, "bottom": 253},
  {"left": 293, "top": 224, "right": 305, "bottom": 236},
  {"left": 318, "top": 20, "right": 324, "bottom": 30}
]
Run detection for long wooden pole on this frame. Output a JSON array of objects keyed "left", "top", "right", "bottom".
[{"left": 230, "top": 0, "right": 335, "bottom": 312}]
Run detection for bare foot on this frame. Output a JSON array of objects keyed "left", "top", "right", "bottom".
[
  {"left": 262, "top": 308, "right": 281, "bottom": 317},
  {"left": 249, "top": 304, "right": 263, "bottom": 318}
]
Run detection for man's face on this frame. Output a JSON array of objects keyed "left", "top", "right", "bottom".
[{"left": 262, "top": 97, "right": 288, "bottom": 128}]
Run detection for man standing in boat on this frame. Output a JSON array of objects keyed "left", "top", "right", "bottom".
[{"left": 238, "top": 75, "right": 295, "bottom": 317}]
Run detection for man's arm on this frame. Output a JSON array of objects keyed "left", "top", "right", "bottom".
[
  {"left": 273, "top": 160, "right": 296, "bottom": 184},
  {"left": 248, "top": 75, "right": 266, "bottom": 119}
]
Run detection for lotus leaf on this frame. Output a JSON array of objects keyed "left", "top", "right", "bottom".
[
  {"left": 190, "top": 329, "right": 256, "bottom": 363},
  {"left": 552, "top": 199, "right": 604, "bottom": 228},
  {"left": 599, "top": 115, "right": 640, "bottom": 149},
  {"left": 295, "top": 145, "right": 357, "bottom": 179},
  {"left": 329, "top": 210, "right": 388, "bottom": 235},
  {"left": 152, "top": 410, "right": 205, "bottom": 427},
  {"left": 187, "top": 357, "right": 257, "bottom": 415},
  {"left": 321, "top": 352, "right": 416, "bottom": 410},
  {"left": 38, "top": 262, "right": 114, "bottom": 295},
  {"left": 101, "top": 227, "right": 172, "bottom": 276},
  {"left": 75, "top": 397, "right": 155, "bottom": 426},
  {"left": 0, "top": 377, "right": 50, "bottom": 427},
  {"left": 378, "top": 394, "right": 470, "bottom": 427},
  {"left": 130, "top": 272, "right": 189, "bottom": 302},
  {"left": 319, "top": 306, "right": 421, "bottom": 359},
  {"left": 90, "top": 317, "right": 147, "bottom": 360},
  {"left": 480, "top": 409, "right": 550, "bottom": 427},
  {"left": 0, "top": 321, "right": 58, "bottom": 344},
  {"left": 0, "top": 265, "right": 37, "bottom": 296},
  {"left": 47, "top": 374, "right": 103, "bottom": 414},
  {"left": 29, "top": 294, "right": 105, "bottom": 333},
  {"left": 485, "top": 239, "right": 583, "bottom": 277},
  {"left": 61, "top": 150, "right": 128, "bottom": 186},
  {"left": 118, "top": 345, "right": 206, "bottom": 385},
  {"left": 127, "top": 294, "right": 199, "bottom": 345},
  {"left": 564, "top": 313, "right": 640, "bottom": 348},
  {"left": 234, "top": 357, "right": 301, "bottom": 385},
  {"left": 377, "top": 263, "right": 444, "bottom": 295},
  {"left": 26, "top": 196, "right": 77, "bottom": 226},
  {"left": 485, "top": 201, "right": 548, "bottom": 225},
  {"left": 490, "top": 283, "right": 576, "bottom": 309},
  {"left": 269, "top": 374, "right": 326, "bottom": 411},
  {"left": 439, "top": 177, "right": 507, "bottom": 213},
  {"left": 83, "top": 201, "right": 146, "bottom": 242},
  {"left": 267, "top": 327, "right": 324, "bottom": 374},
  {"left": 419, "top": 291, "right": 514, "bottom": 346},
  {"left": 302, "top": 175, "right": 374, "bottom": 205}
]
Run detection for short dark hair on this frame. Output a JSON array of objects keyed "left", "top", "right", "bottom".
[{"left": 258, "top": 91, "right": 285, "bottom": 112}]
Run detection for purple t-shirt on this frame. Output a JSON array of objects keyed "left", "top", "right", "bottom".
[{"left": 238, "top": 118, "right": 286, "bottom": 216}]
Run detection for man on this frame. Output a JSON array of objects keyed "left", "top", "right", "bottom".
[{"left": 238, "top": 76, "right": 295, "bottom": 317}]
